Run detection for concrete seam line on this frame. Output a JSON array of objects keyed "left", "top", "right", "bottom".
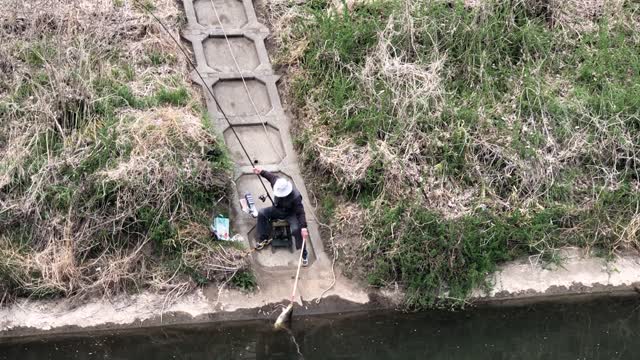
[
  {"left": 208, "top": 0, "right": 337, "bottom": 300},
  {"left": 207, "top": 0, "right": 286, "bottom": 163},
  {"left": 132, "top": 0, "right": 275, "bottom": 204}
]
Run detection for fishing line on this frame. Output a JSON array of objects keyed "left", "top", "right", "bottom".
[
  {"left": 203, "top": 0, "right": 337, "bottom": 301},
  {"left": 136, "top": 0, "right": 337, "bottom": 305},
  {"left": 133, "top": 0, "right": 273, "bottom": 204},
  {"left": 284, "top": 327, "right": 304, "bottom": 359},
  {"left": 207, "top": 0, "right": 286, "bottom": 162}
]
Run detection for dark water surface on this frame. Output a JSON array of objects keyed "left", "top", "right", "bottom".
[{"left": 2, "top": 297, "right": 640, "bottom": 360}]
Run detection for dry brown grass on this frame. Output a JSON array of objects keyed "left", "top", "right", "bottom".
[
  {"left": 313, "top": 139, "right": 373, "bottom": 189},
  {"left": 0, "top": 0, "right": 247, "bottom": 304},
  {"left": 329, "top": 203, "right": 367, "bottom": 275},
  {"left": 268, "top": 0, "right": 640, "bottom": 288},
  {"left": 545, "top": 0, "right": 624, "bottom": 32}
]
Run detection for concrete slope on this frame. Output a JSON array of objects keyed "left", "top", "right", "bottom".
[{"left": 180, "top": 0, "right": 355, "bottom": 303}]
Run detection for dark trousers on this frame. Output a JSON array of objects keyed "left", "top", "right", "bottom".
[{"left": 257, "top": 206, "right": 307, "bottom": 256}]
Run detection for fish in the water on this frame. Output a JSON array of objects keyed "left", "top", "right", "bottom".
[{"left": 274, "top": 303, "right": 293, "bottom": 329}]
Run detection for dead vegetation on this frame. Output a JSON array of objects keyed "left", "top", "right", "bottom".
[
  {"left": 329, "top": 203, "right": 367, "bottom": 276},
  {"left": 267, "top": 0, "right": 640, "bottom": 305},
  {"left": 527, "top": 0, "right": 625, "bottom": 32},
  {"left": 0, "top": 0, "right": 247, "bottom": 305}
]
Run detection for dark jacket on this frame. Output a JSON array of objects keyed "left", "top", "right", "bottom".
[{"left": 259, "top": 170, "right": 307, "bottom": 228}]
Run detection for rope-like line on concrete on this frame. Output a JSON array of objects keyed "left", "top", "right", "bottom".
[
  {"left": 207, "top": 0, "right": 337, "bottom": 301},
  {"left": 133, "top": 0, "right": 274, "bottom": 205},
  {"left": 139, "top": 0, "right": 337, "bottom": 302},
  {"left": 208, "top": 0, "right": 286, "bottom": 163}
]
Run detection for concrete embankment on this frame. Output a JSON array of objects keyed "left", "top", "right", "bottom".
[
  {"left": 2, "top": 248, "right": 640, "bottom": 339},
  {"left": 2, "top": 0, "right": 639, "bottom": 340}
]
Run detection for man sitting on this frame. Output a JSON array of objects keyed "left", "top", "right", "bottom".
[{"left": 253, "top": 168, "right": 309, "bottom": 266}]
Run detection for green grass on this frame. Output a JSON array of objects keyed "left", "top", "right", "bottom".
[
  {"left": 282, "top": 0, "right": 640, "bottom": 307},
  {"left": 0, "top": 4, "right": 239, "bottom": 299},
  {"left": 290, "top": 2, "right": 396, "bottom": 144},
  {"left": 94, "top": 79, "right": 192, "bottom": 115},
  {"left": 364, "top": 185, "right": 640, "bottom": 308},
  {"left": 155, "top": 87, "right": 190, "bottom": 106},
  {"left": 231, "top": 270, "right": 257, "bottom": 291},
  {"left": 22, "top": 41, "right": 57, "bottom": 67},
  {"left": 148, "top": 50, "right": 177, "bottom": 66},
  {"left": 132, "top": 0, "right": 156, "bottom": 11}
]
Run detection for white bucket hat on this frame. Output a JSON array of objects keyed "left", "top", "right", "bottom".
[{"left": 273, "top": 178, "right": 293, "bottom": 198}]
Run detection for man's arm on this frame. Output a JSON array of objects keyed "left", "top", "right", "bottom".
[{"left": 253, "top": 167, "right": 278, "bottom": 187}]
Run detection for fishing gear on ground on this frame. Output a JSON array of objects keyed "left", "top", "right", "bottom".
[{"left": 240, "top": 192, "right": 259, "bottom": 218}]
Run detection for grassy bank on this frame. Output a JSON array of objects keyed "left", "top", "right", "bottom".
[
  {"left": 267, "top": 0, "right": 640, "bottom": 307},
  {"left": 0, "top": 0, "right": 250, "bottom": 303}
]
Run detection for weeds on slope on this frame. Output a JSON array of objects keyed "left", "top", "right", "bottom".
[
  {"left": 0, "top": 0, "right": 249, "bottom": 304},
  {"left": 267, "top": 0, "right": 640, "bottom": 307}
]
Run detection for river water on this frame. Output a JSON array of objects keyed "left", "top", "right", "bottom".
[{"left": 2, "top": 297, "right": 639, "bottom": 359}]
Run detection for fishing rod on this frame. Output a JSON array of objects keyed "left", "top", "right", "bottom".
[
  {"left": 133, "top": 0, "right": 274, "bottom": 205},
  {"left": 135, "top": 2, "right": 317, "bottom": 328}
]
